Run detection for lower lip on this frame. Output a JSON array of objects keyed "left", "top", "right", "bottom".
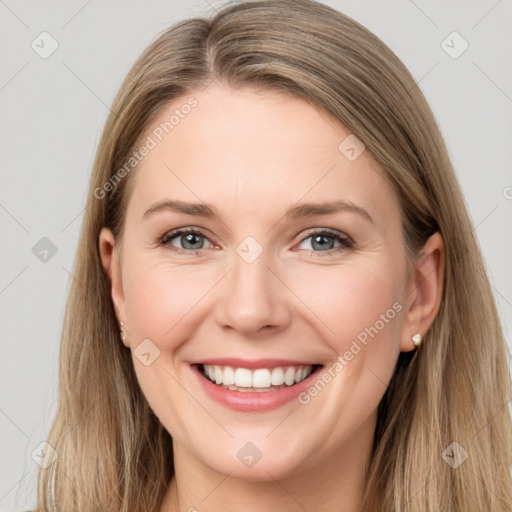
[{"left": 191, "top": 364, "right": 321, "bottom": 412}]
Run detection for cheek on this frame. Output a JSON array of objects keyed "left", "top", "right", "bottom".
[
  {"left": 123, "top": 250, "right": 406, "bottom": 357},
  {"left": 296, "top": 258, "right": 404, "bottom": 341},
  {"left": 289, "top": 259, "right": 405, "bottom": 437},
  {"left": 121, "top": 257, "right": 211, "bottom": 435},
  {"left": 122, "top": 256, "right": 211, "bottom": 346},
  {"left": 290, "top": 256, "right": 406, "bottom": 398}
]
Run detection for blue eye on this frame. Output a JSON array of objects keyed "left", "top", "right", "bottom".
[
  {"left": 159, "top": 227, "right": 353, "bottom": 256},
  {"left": 160, "top": 228, "right": 211, "bottom": 253},
  {"left": 298, "top": 229, "right": 353, "bottom": 254}
]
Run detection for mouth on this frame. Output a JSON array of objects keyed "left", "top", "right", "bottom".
[
  {"left": 197, "top": 363, "right": 323, "bottom": 392},
  {"left": 190, "top": 357, "right": 325, "bottom": 411}
]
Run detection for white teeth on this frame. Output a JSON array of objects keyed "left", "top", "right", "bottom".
[
  {"left": 252, "top": 369, "right": 271, "bottom": 388},
  {"left": 214, "top": 366, "right": 223, "bottom": 385},
  {"left": 284, "top": 367, "right": 296, "bottom": 386},
  {"left": 223, "top": 366, "right": 235, "bottom": 385},
  {"left": 234, "top": 368, "right": 252, "bottom": 387},
  {"left": 271, "top": 367, "right": 285, "bottom": 386},
  {"left": 202, "top": 364, "right": 314, "bottom": 389}
]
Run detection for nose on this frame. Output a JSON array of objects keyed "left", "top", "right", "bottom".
[{"left": 214, "top": 249, "right": 291, "bottom": 337}]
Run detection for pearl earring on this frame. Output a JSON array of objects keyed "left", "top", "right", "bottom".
[
  {"left": 119, "top": 321, "right": 126, "bottom": 342},
  {"left": 412, "top": 333, "right": 422, "bottom": 348}
]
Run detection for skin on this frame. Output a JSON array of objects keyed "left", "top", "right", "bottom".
[{"left": 99, "top": 84, "right": 444, "bottom": 512}]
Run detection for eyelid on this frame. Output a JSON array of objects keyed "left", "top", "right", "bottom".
[
  {"left": 159, "top": 226, "right": 214, "bottom": 251},
  {"left": 159, "top": 226, "right": 354, "bottom": 254},
  {"left": 299, "top": 227, "right": 353, "bottom": 244},
  {"left": 296, "top": 227, "right": 354, "bottom": 254}
]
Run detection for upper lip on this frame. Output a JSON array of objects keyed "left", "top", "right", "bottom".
[{"left": 191, "top": 358, "right": 322, "bottom": 369}]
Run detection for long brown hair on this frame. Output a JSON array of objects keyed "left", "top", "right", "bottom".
[{"left": 36, "top": 1, "right": 512, "bottom": 510}]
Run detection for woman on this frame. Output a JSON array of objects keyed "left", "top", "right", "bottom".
[{"left": 34, "top": 0, "right": 512, "bottom": 510}]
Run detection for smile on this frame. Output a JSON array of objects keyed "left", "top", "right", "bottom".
[
  {"left": 191, "top": 359, "right": 324, "bottom": 412},
  {"left": 201, "top": 364, "right": 314, "bottom": 392}
]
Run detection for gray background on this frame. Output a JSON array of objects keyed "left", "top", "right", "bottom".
[{"left": 1, "top": 0, "right": 511, "bottom": 510}]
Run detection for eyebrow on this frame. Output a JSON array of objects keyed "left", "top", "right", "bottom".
[{"left": 142, "top": 199, "right": 373, "bottom": 223}]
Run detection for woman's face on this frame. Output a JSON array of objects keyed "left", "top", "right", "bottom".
[{"left": 101, "top": 84, "right": 421, "bottom": 480}]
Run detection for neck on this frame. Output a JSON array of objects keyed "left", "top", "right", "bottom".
[{"left": 160, "top": 414, "right": 375, "bottom": 512}]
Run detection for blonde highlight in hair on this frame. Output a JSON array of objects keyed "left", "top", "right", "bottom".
[{"left": 35, "top": 1, "right": 512, "bottom": 510}]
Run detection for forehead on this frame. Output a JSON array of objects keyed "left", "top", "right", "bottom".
[{"left": 125, "top": 85, "right": 398, "bottom": 225}]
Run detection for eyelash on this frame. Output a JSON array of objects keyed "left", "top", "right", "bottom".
[{"left": 158, "top": 227, "right": 354, "bottom": 257}]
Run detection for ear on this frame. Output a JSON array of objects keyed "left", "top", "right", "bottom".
[
  {"left": 99, "top": 227, "right": 129, "bottom": 347},
  {"left": 400, "top": 232, "right": 445, "bottom": 352}
]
